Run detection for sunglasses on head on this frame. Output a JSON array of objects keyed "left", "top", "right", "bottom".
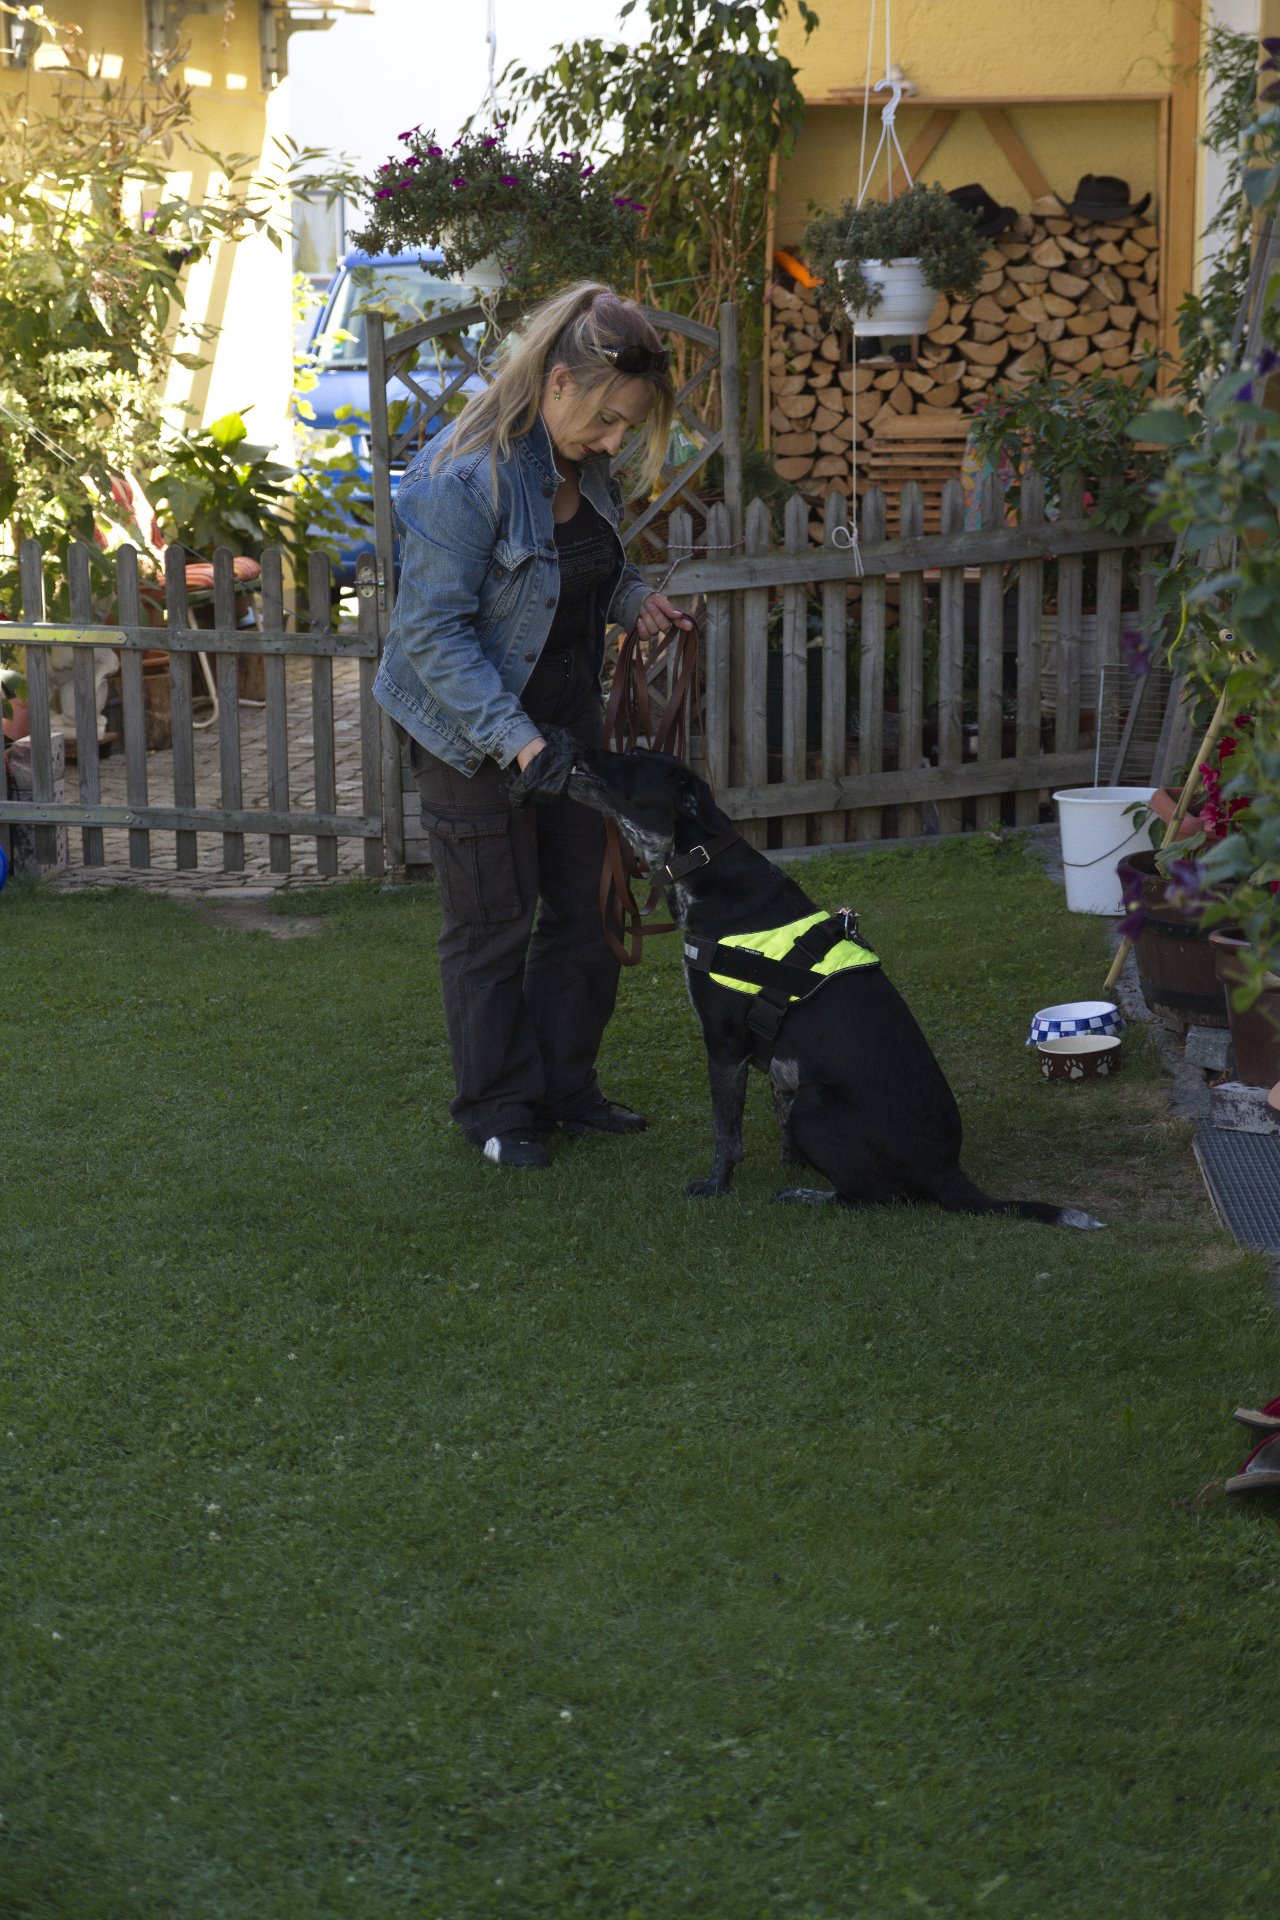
[{"left": 598, "top": 341, "right": 670, "bottom": 375}]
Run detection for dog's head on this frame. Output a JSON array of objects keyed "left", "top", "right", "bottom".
[{"left": 569, "top": 746, "right": 732, "bottom": 870}]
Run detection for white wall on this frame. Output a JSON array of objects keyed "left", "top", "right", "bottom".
[{"left": 1200, "top": 0, "right": 1261, "bottom": 281}]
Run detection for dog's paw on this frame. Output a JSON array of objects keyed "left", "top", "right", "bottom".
[{"left": 686, "top": 1176, "right": 726, "bottom": 1199}]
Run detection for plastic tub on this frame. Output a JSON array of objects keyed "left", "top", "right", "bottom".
[{"left": 1052, "top": 785, "right": 1153, "bottom": 914}]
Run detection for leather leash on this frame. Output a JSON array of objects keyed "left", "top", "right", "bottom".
[{"left": 599, "top": 603, "right": 703, "bottom": 966}]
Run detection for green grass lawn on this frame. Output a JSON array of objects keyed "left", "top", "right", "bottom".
[{"left": 3, "top": 834, "right": 1279, "bottom": 1920}]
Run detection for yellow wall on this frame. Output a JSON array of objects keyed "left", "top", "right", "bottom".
[
  {"left": 780, "top": 0, "right": 1184, "bottom": 100},
  {"left": 2, "top": 2, "right": 297, "bottom": 450},
  {"left": 775, "top": 0, "right": 1217, "bottom": 343},
  {"left": 777, "top": 0, "right": 1185, "bottom": 248},
  {"left": 776, "top": 102, "right": 1164, "bottom": 247}
]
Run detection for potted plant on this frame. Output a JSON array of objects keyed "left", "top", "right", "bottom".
[
  {"left": 1, "top": 644, "right": 28, "bottom": 743},
  {"left": 801, "top": 181, "right": 985, "bottom": 336},
  {"left": 351, "top": 126, "right": 645, "bottom": 299}
]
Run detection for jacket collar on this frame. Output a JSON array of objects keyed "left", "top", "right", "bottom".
[{"left": 520, "top": 410, "right": 614, "bottom": 498}]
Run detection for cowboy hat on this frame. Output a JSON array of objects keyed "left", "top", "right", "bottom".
[
  {"left": 948, "top": 183, "right": 1017, "bottom": 238},
  {"left": 1066, "top": 174, "right": 1151, "bottom": 220}
]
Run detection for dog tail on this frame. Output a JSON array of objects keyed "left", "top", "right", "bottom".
[{"left": 925, "top": 1166, "right": 1105, "bottom": 1230}]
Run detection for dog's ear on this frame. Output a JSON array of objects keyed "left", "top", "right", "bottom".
[{"left": 676, "top": 770, "right": 728, "bottom": 832}]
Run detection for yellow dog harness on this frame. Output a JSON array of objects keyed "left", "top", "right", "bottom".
[{"left": 683, "top": 908, "right": 880, "bottom": 1067}]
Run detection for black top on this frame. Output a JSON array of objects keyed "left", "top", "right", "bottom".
[{"left": 543, "top": 495, "right": 616, "bottom": 655}]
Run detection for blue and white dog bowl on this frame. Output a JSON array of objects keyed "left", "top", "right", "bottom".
[{"left": 1026, "top": 999, "right": 1122, "bottom": 1048}]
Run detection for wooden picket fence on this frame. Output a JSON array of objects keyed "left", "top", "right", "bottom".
[
  {"left": 0, "top": 540, "right": 387, "bottom": 879},
  {"left": 1, "top": 478, "right": 1169, "bottom": 880},
  {"left": 652, "top": 471, "right": 1169, "bottom": 850}
]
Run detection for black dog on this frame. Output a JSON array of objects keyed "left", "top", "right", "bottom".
[{"left": 569, "top": 747, "right": 1103, "bottom": 1229}]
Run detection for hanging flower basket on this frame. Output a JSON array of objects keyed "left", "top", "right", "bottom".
[
  {"left": 352, "top": 127, "right": 645, "bottom": 299},
  {"left": 835, "top": 256, "right": 936, "bottom": 337},
  {"left": 803, "top": 183, "right": 985, "bottom": 334}
]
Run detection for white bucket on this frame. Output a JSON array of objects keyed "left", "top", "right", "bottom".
[
  {"left": 836, "top": 257, "right": 937, "bottom": 336},
  {"left": 1053, "top": 786, "right": 1153, "bottom": 914}
]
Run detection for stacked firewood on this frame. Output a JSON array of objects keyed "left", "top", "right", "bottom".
[{"left": 768, "top": 191, "right": 1160, "bottom": 495}]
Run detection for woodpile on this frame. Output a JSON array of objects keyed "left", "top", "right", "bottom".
[{"left": 768, "top": 192, "right": 1160, "bottom": 520}]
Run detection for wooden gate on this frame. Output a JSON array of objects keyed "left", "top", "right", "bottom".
[
  {"left": 364, "top": 297, "right": 744, "bottom": 866},
  {"left": 0, "top": 541, "right": 386, "bottom": 882}
]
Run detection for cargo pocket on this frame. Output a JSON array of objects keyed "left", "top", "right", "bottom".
[{"left": 420, "top": 806, "right": 523, "bottom": 925}]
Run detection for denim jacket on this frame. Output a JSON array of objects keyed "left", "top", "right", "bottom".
[{"left": 372, "top": 412, "right": 649, "bottom": 774}]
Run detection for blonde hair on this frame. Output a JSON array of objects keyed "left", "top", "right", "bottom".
[{"left": 431, "top": 282, "right": 675, "bottom": 496}]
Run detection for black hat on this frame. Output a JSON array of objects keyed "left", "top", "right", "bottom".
[
  {"left": 948, "top": 182, "right": 1017, "bottom": 238},
  {"left": 1066, "top": 174, "right": 1151, "bottom": 220}
]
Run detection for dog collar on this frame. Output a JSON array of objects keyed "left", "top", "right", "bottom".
[{"left": 658, "top": 831, "right": 739, "bottom": 884}]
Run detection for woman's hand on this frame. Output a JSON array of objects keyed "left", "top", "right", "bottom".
[
  {"left": 515, "top": 736, "right": 547, "bottom": 772},
  {"left": 635, "top": 592, "right": 695, "bottom": 644}
]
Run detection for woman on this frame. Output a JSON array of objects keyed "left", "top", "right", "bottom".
[{"left": 373, "top": 282, "right": 692, "bottom": 1170}]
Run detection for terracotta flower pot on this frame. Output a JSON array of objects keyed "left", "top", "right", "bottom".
[
  {"left": 1209, "top": 931, "right": 1280, "bottom": 1089},
  {"left": 1148, "top": 786, "right": 1209, "bottom": 840}
]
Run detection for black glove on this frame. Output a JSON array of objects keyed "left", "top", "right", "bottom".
[{"left": 501, "top": 725, "right": 578, "bottom": 806}]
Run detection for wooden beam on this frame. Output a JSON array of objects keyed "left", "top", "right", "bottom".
[
  {"left": 1162, "top": 0, "right": 1205, "bottom": 367},
  {"left": 818, "top": 91, "right": 1170, "bottom": 107},
  {"left": 716, "top": 749, "right": 1098, "bottom": 821},
  {"left": 977, "top": 107, "right": 1053, "bottom": 201}
]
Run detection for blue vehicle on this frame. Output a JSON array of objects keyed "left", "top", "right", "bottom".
[{"left": 296, "top": 249, "right": 489, "bottom": 585}]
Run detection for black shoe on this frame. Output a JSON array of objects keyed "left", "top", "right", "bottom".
[
  {"left": 480, "top": 1129, "right": 551, "bottom": 1169},
  {"left": 556, "top": 1101, "right": 648, "bottom": 1137}
]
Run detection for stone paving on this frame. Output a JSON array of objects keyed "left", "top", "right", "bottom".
[{"left": 57, "top": 653, "right": 373, "bottom": 885}]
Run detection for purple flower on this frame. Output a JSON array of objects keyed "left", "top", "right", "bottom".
[
  {"left": 398, "top": 126, "right": 420, "bottom": 141},
  {"left": 451, "top": 175, "right": 467, "bottom": 188},
  {"left": 482, "top": 137, "right": 498, "bottom": 148},
  {"left": 426, "top": 145, "right": 443, "bottom": 157},
  {"left": 500, "top": 174, "right": 519, "bottom": 187},
  {"left": 581, "top": 164, "right": 595, "bottom": 177},
  {"left": 1117, "top": 859, "right": 1147, "bottom": 940},
  {"left": 1120, "top": 627, "right": 1152, "bottom": 677},
  {"left": 1258, "top": 347, "right": 1280, "bottom": 377},
  {"left": 375, "top": 188, "right": 394, "bottom": 200},
  {"left": 404, "top": 156, "right": 421, "bottom": 169},
  {"left": 1165, "top": 858, "right": 1209, "bottom": 909},
  {"left": 558, "top": 150, "right": 579, "bottom": 161}
]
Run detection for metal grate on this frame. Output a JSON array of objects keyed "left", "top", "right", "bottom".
[{"left": 1194, "top": 1126, "right": 1280, "bottom": 1254}]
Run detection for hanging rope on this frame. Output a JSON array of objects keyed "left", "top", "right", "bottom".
[{"left": 481, "top": 0, "right": 500, "bottom": 125}]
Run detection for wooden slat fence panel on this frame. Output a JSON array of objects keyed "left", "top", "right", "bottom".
[
  {"left": 356, "top": 553, "right": 387, "bottom": 879},
  {"left": 897, "top": 482, "right": 926, "bottom": 839},
  {"left": 213, "top": 548, "right": 245, "bottom": 873},
  {"left": 68, "top": 542, "right": 104, "bottom": 868},
  {"left": 936, "top": 479, "right": 965, "bottom": 836},
  {"left": 164, "top": 546, "right": 198, "bottom": 870},
  {"left": 3, "top": 498, "right": 1168, "bottom": 875},
  {"left": 116, "top": 548, "right": 150, "bottom": 870},
  {"left": 974, "top": 472, "right": 1006, "bottom": 831},
  {"left": 3, "top": 540, "right": 386, "bottom": 878},
  {"left": 703, "top": 500, "right": 733, "bottom": 791},
  {"left": 819, "top": 491, "right": 850, "bottom": 845},
  {"left": 855, "top": 486, "right": 887, "bottom": 842},
  {"left": 1055, "top": 477, "right": 1085, "bottom": 757},
  {"left": 740, "top": 498, "right": 771, "bottom": 850},
  {"left": 780, "top": 494, "right": 808, "bottom": 850},
  {"left": 1014, "top": 470, "right": 1046, "bottom": 828},
  {"left": 309, "top": 552, "right": 339, "bottom": 879}
]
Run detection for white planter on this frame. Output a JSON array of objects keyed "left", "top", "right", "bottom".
[
  {"left": 837, "top": 256, "right": 936, "bottom": 337},
  {"left": 464, "top": 252, "right": 507, "bottom": 293}
]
